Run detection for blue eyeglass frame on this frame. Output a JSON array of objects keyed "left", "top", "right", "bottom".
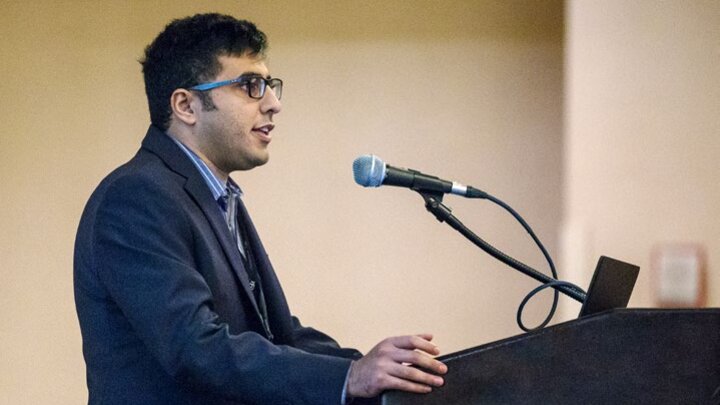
[{"left": 189, "top": 75, "right": 283, "bottom": 100}]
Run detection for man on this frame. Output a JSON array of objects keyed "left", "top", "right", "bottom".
[{"left": 74, "top": 13, "right": 446, "bottom": 404}]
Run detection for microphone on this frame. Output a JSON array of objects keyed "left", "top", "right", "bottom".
[{"left": 352, "top": 154, "right": 486, "bottom": 198}]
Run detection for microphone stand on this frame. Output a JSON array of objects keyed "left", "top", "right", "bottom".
[{"left": 417, "top": 190, "right": 587, "bottom": 304}]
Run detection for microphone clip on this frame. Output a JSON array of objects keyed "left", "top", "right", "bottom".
[{"left": 418, "top": 190, "right": 453, "bottom": 224}]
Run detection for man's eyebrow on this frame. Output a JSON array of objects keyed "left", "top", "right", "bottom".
[{"left": 238, "top": 71, "right": 273, "bottom": 79}]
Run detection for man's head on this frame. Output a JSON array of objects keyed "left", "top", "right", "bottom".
[
  {"left": 141, "top": 13, "right": 282, "bottom": 176},
  {"left": 141, "top": 13, "right": 267, "bottom": 131}
]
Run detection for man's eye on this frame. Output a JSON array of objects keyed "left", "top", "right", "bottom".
[{"left": 238, "top": 78, "right": 260, "bottom": 92}]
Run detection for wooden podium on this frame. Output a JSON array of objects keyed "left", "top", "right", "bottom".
[{"left": 382, "top": 309, "right": 720, "bottom": 404}]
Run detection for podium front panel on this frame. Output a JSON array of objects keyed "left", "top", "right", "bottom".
[{"left": 382, "top": 309, "right": 720, "bottom": 404}]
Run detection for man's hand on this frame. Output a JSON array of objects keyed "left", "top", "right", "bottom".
[{"left": 347, "top": 334, "right": 448, "bottom": 398}]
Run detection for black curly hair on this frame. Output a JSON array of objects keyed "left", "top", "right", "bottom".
[{"left": 140, "top": 13, "right": 268, "bottom": 130}]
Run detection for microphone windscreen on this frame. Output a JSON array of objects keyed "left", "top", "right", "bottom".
[{"left": 352, "top": 155, "right": 386, "bottom": 187}]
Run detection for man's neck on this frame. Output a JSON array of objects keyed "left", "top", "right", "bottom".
[{"left": 166, "top": 129, "right": 229, "bottom": 183}]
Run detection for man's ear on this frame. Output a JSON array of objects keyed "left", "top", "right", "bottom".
[{"left": 170, "top": 89, "right": 198, "bottom": 126}]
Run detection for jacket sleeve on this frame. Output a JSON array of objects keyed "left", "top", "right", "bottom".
[
  {"left": 290, "top": 316, "right": 364, "bottom": 360},
  {"left": 90, "top": 173, "right": 351, "bottom": 404}
]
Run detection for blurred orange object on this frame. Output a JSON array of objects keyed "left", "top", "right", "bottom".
[{"left": 651, "top": 244, "right": 706, "bottom": 307}]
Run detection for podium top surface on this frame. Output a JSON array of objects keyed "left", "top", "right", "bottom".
[{"left": 440, "top": 307, "right": 720, "bottom": 363}]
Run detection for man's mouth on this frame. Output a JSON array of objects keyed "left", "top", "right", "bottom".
[{"left": 252, "top": 124, "right": 274, "bottom": 140}]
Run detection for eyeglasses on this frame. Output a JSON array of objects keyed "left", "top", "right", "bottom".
[{"left": 189, "top": 74, "right": 283, "bottom": 100}]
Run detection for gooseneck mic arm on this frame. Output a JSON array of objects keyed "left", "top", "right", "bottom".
[{"left": 419, "top": 191, "right": 587, "bottom": 303}]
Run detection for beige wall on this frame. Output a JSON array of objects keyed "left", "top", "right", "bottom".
[
  {"left": 2, "top": 0, "right": 664, "bottom": 403},
  {"left": 4, "top": 1, "right": 717, "bottom": 403},
  {"left": 562, "top": 0, "right": 720, "bottom": 318}
]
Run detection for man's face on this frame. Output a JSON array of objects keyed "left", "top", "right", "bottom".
[{"left": 193, "top": 54, "right": 282, "bottom": 174}]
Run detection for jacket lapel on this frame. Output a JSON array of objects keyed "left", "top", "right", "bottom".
[
  {"left": 236, "top": 199, "right": 294, "bottom": 342},
  {"left": 140, "top": 126, "right": 266, "bottom": 331}
]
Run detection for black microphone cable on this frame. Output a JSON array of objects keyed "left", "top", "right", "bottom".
[{"left": 481, "top": 193, "right": 575, "bottom": 332}]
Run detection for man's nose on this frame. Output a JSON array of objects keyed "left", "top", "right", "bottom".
[{"left": 261, "top": 88, "right": 282, "bottom": 115}]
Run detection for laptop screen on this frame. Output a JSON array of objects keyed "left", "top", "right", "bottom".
[{"left": 579, "top": 256, "right": 640, "bottom": 317}]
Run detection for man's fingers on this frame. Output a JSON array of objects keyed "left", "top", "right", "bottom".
[
  {"left": 381, "top": 375, "right": 435, "bottom": 394},
  {"left": 390, "top": 334, "right": 440, "bottom": 355},
  {"left": 391, "top": 349, "right": 448, "bottom": 375},
  {"left": 387, "top": 362, "right": 445, "bottom": 387}
]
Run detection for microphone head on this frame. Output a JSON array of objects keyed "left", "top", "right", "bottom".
[{"left": 352, "top": 154, "right": 386, "bottom": 187}]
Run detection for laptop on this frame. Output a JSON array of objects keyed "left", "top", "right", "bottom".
[{"left": 578, "top": 256, "right": 640, "bottom": 317}]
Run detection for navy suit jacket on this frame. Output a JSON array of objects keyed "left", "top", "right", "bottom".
[{"left": 74, "top": 126, "right": 363, "bottom": 404}]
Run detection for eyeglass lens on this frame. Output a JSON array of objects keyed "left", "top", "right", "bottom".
[{"left": 246, "top": 77, "right": 282, "bottom": 100}]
